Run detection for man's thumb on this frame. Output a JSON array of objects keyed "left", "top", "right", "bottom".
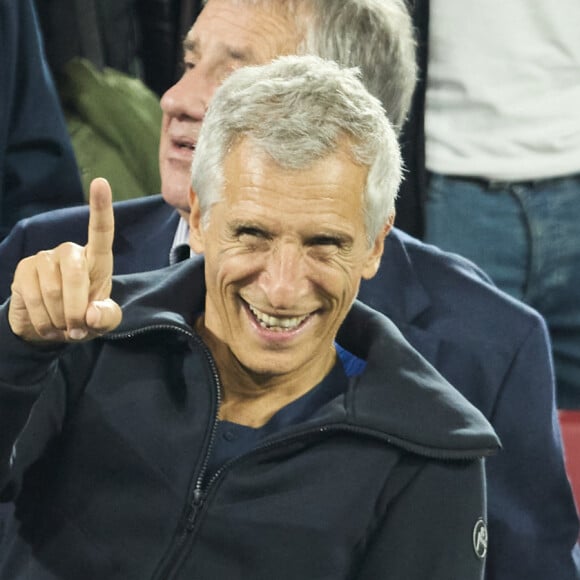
[{"left": 86, "top": 299, "right": 122, "bottom": 333}]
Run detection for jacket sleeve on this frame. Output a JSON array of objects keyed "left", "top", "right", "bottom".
[
  {"left": 357, "top": 457, "right": 488, "bottom": 580},
  {"left": 485, "top": 315, "right": 580, "bottom": 580},
  {"left": 0, "top": 302, "right": 69, "bottom": 495}
]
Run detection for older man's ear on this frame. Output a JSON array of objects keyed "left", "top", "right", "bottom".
[{"left": 188, "top": 187, "right": 205, "bottom": 254}]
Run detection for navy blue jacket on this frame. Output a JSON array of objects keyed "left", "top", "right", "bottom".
[
  {"left": 0, "top": 0, "right": 84, "bottom": 242},
  {"left": 0, "top": 194, "right": 578, "bottom": 578},
  {"left": 0, "top": 259, "right": 499, "bottom": 579}
]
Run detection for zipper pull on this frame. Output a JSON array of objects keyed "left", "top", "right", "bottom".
[{"left": 186, "top": 488, "right": 205, "bottom": 531}]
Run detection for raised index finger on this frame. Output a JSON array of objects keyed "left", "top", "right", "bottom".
[{"left": 86, "top": 177, "right": 115, "bottom": 282}]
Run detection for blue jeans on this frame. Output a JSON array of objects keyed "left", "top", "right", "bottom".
[{"left": 425, "top": 172, "right": 580, "bottom": 409}]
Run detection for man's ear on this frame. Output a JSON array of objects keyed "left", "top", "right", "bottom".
[
  {"left": 361, "top": 213, "right": 395, "bottom": 280},
  {"left": 188, "top": 187, "right": 205, "bottom": 253}
]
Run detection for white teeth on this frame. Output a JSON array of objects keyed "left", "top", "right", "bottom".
[{"left": 248, "top": 304, "right": 309, "bottom": 331}]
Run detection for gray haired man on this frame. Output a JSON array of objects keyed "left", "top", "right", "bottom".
[{"left": 1, "top": 55, "right": 498, "bottom": 579}]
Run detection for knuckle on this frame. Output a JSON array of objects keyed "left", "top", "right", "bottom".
[
  {"left": 43, "top": 284, "right": 64, "bottom": 303},
  {"left": 56, "top": 241, "right": 83, "bottom": 254},
  {"left": 64, "top": 260, "right": 88, "bottom": 280},
  {"left": 38, "top": 249, "right": 55, "bottom": 259},
  {"left": 23, "top": 292, "right": 45, "bottom": 310},
  {"left": 13, "top": 255, "right": 36, "bottom": 278},
  {"left": 36, "top": 250, "right": 59, "bottom": 270},
  {"left": 55, "top": 242, "right": 86, "bottom": 264}
]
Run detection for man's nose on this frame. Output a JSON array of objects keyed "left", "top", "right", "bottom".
[
  {"left": 160, "top": 68, "right": 215, "bottom": 121},
  {"left": 260, "top": 243, "right": 308, "bottom": 308}
]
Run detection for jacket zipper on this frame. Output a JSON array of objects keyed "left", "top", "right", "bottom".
[
  {"left": 107, "top": 324, "right": 224, "bottom": 579},
  {"left": 182, "top": 334, "right": 222, "bottom": 535}
]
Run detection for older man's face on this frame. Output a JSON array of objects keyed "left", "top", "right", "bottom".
[
  {"left": 189, "top": 138, "right": 385, "bottom": 384},
  {"left": 159, "top": 0, "right": 301, "bottom": 215}
]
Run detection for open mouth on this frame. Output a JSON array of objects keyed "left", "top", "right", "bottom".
[
  {"left": 248, "top": 304, "right": 310, "bottom": 332},
  {"left": 174, "top": 138, "right": 195, "bottom": 152},
  {"left": 171, "top": 136, "right": 196, "bottom": 152}
]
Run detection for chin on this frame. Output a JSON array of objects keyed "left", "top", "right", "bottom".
[
  {"left": 161, "top": 185, "right": 189, "bottom": 211},
  {"left": 240, "top": 355, "right": 303, "bottom": 380}
]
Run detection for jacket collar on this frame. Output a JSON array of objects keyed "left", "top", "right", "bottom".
[{"left": 337, "top": 301, "right": 498, "bottom": 458}]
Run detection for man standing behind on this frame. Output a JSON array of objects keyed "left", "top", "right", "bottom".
[
  {"left": 417, "top": 0, "right": 580, "bottom": 408},
  {"left": 0, "top": 1, "right": 577, "bottom": 577}
]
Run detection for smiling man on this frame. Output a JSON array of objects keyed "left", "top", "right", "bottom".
[
  {"left": 0, "top": 56, "right": 498, "bottom": 579},
  {"left": 0, "top": 1, "right": 577, "bottom": 578},
  {"left": 190, "top": 137, "right": 383, "bottom": 426}
]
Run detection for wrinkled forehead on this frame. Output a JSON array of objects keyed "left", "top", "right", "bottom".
[
  {"left": 188, "top": 0, "right": 304, "bottom": 60},
  {"left": 221, "top": 137, "right": 368, "bottom": 211}
]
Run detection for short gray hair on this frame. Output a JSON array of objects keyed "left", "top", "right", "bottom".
[{"left": 191, "top": 55, "right": 402, "bottom": 245}]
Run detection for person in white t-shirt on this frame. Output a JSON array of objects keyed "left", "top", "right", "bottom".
[{"left": 418, "top": 0, "right": 580, "bottom": 409}]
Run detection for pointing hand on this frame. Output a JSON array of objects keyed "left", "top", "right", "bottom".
[{"left": 8, "top": 178, "right": 122, "bottom": 342}]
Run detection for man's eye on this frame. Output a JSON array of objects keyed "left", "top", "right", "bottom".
[
  {"left": 179, "top": 60, "right": 196, "bottom": 74},
  {"left": 236, "top": 227, "right": 271, "bottom": 247},
  {"left": 309, "top": 236, "right": 342, "bottom": 248},
  {"left": 238, "top": 227, "right": 265, "bottom": 239}
]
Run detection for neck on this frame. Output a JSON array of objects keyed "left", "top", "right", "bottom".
[{"left": 194, "top": 316, "right": 336, "bottom": 427}]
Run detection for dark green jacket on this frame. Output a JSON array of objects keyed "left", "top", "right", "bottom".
[{"left": 58, "top": 58, "right": 162, "bottom": 201}]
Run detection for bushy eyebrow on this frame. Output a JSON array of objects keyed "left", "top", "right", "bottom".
[
  {"left": 230, "top": 220, "right": 272, "bottom": 238},
  {"left": 182, "top": 37, "right": 256, "bottom": 63},
  {"left": 307, "top": 233, "right": 353, "bottom": 247},
  {"left": 182, "top": 37, "right": 196, "bottom": 55},
  {"left": 229, "top": 219, "right": 354, "bottom": 248}
]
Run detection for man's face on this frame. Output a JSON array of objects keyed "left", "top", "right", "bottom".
[
  {"left": 159, "top": 0, "right": 301, "bottom": 215},
  {"left": 189, "top": 138, "right": 386, "bottom": 384}
]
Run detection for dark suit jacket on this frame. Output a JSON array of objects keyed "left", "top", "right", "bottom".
[
  {"left": 0, "top": 0, "right": 83, "bottom": 242},
  {"left": 0, "top": 194, "right": 578, "bottom": 579}
]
